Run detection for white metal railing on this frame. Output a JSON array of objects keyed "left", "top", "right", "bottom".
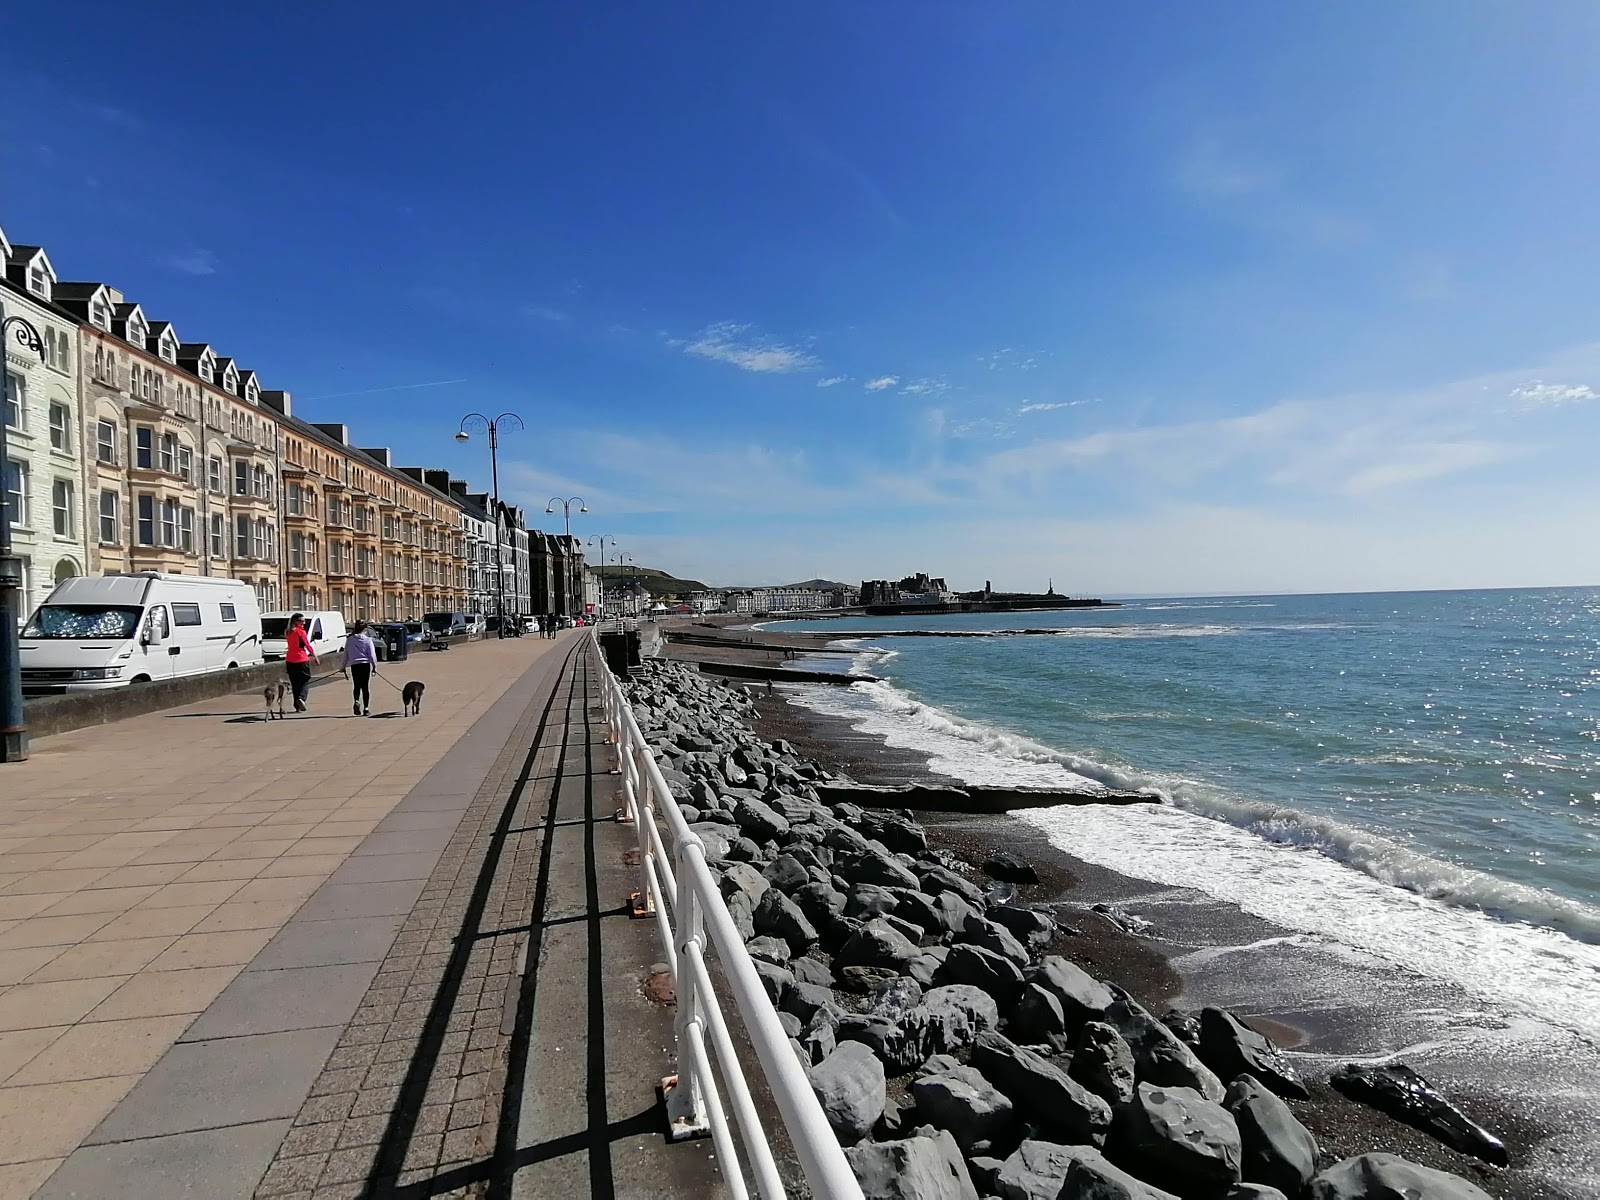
[{"left": 592, "top": 635, "right": 863, "bottom": 1200}]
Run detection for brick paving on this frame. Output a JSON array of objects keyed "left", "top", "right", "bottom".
[
  {"left": 0, "top": 634, "right": 559, "bottom": 1199},
  {"left": 254, "top": 641, "right": 585, "bottom": 1199}
]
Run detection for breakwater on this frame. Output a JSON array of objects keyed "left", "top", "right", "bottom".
[{"left": 625, "top": 659, "right": 1509, "bottom": 1200}]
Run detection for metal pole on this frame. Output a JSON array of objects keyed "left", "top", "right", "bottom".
[
  {"left": 0, "top": 310, "right": 44, "bottom": 762},
  {"left": 489, "top": 421, "right": 503, "bottom": 639}
]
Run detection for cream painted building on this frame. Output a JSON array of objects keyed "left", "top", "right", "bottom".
[{"left": 1, "top": 231, "right": 90, "bottom": 616}]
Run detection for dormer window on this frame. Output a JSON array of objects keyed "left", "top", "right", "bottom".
[
  {"left": 126, "top": 316, "right": 147, "bottom": 346},
  {"left": 91, "top": 297, "right": 112, "bottom": 330},
  {"left": 221, "top": 364, "right": 238, "bottom": 395},
  {"left": 198, "top": 351, "right": 214, "bottom": 383},
  {"left": 245, "top": 378, "right": 259, "bottom": 404},
  {"left": 24, "top": 251, "right": 54, "bottom": 300},
  {"left": 159, "top": 331, "right": 177, "bottom": 363}
]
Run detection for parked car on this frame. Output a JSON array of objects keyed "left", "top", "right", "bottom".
[
  {"left": 20, "top": 572, "right": 263, "bottom": 694},
  {"left": 465, "top": 613, "right": 487, "bottom": 636},
  {"left": 423, "top": 611, "right": 470, "bottom": 639},
  {"left": 260, "top": 610, "right": 348, "bottom": 662}
]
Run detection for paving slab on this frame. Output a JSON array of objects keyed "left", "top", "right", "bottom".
[{"left": 35, "top": 1119, "right": 291, "bottom": 1200}]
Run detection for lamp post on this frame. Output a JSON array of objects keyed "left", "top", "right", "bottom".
[
  {"left": 587, "top": 534, "right": 615, "bottom": 624},
  {"left": 544, "top": 495, "right": 586, "bottom": 617},
  {"left": 455, "top": 412, "right": 523, "bottom": 638},
  {"left": 618, "top": 553, "right": 636, "bottom": 616},
  {"left": 0, "top": 310, "right": 45, "bottom": 763}
]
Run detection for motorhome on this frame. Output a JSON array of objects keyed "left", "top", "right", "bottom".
[
  {"left": 20, "top": 573, "right": 264, "bottom": 695},
  {"left": 259, "top": 610, "right": 348, "bottom": 662}
]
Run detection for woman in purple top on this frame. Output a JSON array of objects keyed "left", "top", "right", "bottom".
[{"left": 341, "top": 621, "right": 379, "bottom": 716}]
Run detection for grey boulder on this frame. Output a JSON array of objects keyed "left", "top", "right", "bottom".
[
  {"left": 1111, "top": 1082, "right": 1241, "bottom": 1200},
  {"left": 733, "top": 797, "right": 790, "bottom": 843},
  {"left": 1106, "top": 989, "right": 1225, "bottom": 1101},
  {"left": 753, "top": 887, "right": 819, "bottom": 952},
  {"left": 1309, "top": 1154, "right": 1494, "bottom": 1200},
  {"left": 935, "top": 942, "right": 1026, "bottom": 1005},
  {"left": 846, "top": 1130, "right": 980, "bottom": 1200},
  {"left": 1070, "top": 1021, "right": 1137, "bottom": 1106},
  {"left": 996, "top": 1141, "right": 1178, "bottom": 1200},
  {"left": 911, "top": 1064, "right": 1015, "bottom": 1155},
  {"left": 837, "top": 919, "right": 921, "bottom": 972},
  {"left": 1028, "top": 957, "right": 1114, "bottom": 1030},
  {"left": 922, "top": 984, "right": 1001, "bottom": 1054},
  {"left": 970, "top": 1030, "right": 1112, "bottom": 1146},
  {"left": 1227, "top": 1074, "right": 1317, "bottom": 1197},
  {"left": 809, "top": 1040, "right": 886, "bottom": 1145},
  {"left": 1198, "top": 1008, "right": 1309, "bottom": 1100}
]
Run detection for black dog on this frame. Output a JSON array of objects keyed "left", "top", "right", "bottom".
[{"left": 402, "top": 681, "right": 425, "bottom": 717}]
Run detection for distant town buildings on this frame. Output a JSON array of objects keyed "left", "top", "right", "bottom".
[
  {"left": 859, "top": 573, "right": 952, "bottom": 606},
  {"left": 691, "top": 584, "right": 857, "bottom": 614},
  {"left": 1, "top": 221, "right": 588, "bottom": 622}
]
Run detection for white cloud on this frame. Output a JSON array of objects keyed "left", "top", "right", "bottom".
[
  {"left": 1342, "top": 442, "right": 1526, "bottom": 495},
  {"left": 816, "top": 376, "right": 848, "bottom": 388},
  {"left": 1174, "top": 136, "right": 1280, "bottom": 198},
  {"left": 1510, "top": 381, "right": 1597, "bottom": 409},
  {"left": 683, "top": 322, "right": 817, "bottom": 373},
  {"left": 1017, "top": 399, "right": 1097, "bottom": 414},
  {"left": 864, "top": 376, "right": 899, "bottom": 392},
  {"left": 524, "top": 305, "right": 568, "bottom": 322},
  {"left": 900, "top": 378, "right": 950, "bottom": 396},
  {"left": 162, "top": 248, "right": 217, "bottom": 276}
]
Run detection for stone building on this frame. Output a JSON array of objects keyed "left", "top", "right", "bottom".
[{"left": 0, "top": 233, "right": 88, "bottom": 615}]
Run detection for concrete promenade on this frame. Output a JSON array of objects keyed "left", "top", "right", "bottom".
[{"left": 0, "top": 633, "right": 719, "bottom": 1198}]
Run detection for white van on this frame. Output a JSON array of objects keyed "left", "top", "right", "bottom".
[
  {"left": 20, "top": 573, "right": 264, "bottom": 694},
  {"left": 260, "top": 610, "right": 348, "bottom": 662}
]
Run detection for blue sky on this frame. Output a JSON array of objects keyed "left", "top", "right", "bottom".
[{"left": 7, "top": 2, "right": 1600, "bottom": 593}]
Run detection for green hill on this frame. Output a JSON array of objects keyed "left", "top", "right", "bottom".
[{"left": 600, "top": 565, "right": 708, "bottom": 597}]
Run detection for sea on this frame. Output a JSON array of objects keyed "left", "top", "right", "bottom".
[{"left": 764, "top": 587, "right": 1600, "bottom": 1046}]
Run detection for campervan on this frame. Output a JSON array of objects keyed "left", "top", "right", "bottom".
[
  {"left": 20, "top": 573, "right": 264, "bottom": 694},
  {"left": 260, "top": 610, "right": 348, "bottom": 662}
]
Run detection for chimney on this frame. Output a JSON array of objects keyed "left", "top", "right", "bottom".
[
  {"left": 311, "top": 422, "right": 349, "bottom": 445},
  {"left": 260, "top": 389, "right": 292, "bottom": 417},
  {"left": 360, "top": 447, "right": 391, "bottom": 467}
]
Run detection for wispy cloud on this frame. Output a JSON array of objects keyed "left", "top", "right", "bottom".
[
  {"left": 864, "top": 376, "right": 899, "bottom": 392},
  {"left": 1018, "top": 398, "right": 1099, "bottom": 414},
  {"left": 683, "top": 322, "right": 818, "bottom": 373},
  {"left": 900, "top": 378, "right": 950, "bottom": 396},
  {"left": 162, "top": 248, "right": 218, "bottom": 276},
  {"left": 524, "top": 305, "right": 568, "bottom": 322},
  {"left": 1174, "top": 135, "right": 1280, "bottom": 198},
  {"left": 816, "top": 376, "right": 848, "bottom": 388},
  {"left": 301, "top": 378, "right": 468, "bottom": 402},
  {"left": 979, "top": 348, "right": 1040, "bottom": 372},
  {"left": 1510, "top": 380, "right": 1597, "bottom": 409}
]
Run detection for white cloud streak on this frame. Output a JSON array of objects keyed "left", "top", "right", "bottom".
[
  {"left": 683, "top": 322, "right": 817, "bottom": 373},
  {"left": 816, "top": 376, "right": 848, "bottom": 388},
  {"left": 864, "top": 376, "right": 899, "bottom": 392},
  {"left": 1510, "top": 381, "right": 1597, "bottom": 409},
  {"left": 162, "top": 248, "right": 218, "bottom": 276}
]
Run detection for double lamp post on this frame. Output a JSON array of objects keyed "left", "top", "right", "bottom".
[{"left": 455, "top": 411, "right": 523, "bottom": 638}]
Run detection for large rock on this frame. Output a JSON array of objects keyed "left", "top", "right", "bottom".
[
  {"left": 1063, "top": 1154, "right": 1185, "bottom": 1200},
  {"left": 809, "top": 1040, "right": 886, "bottom": 1144},
  {"left": 919, "top": 863, "right": 988, "bottom": 907},
  {"left": 753, "top": 887, "right": 819, "bottom": 953},
  {"left": 837, "top": 919, "right": 921, "bottom": 972},
  {"left": 1028, "top": 957, "right": 1114, "bottom": 1030},
  {"left": 835, "top": 848, "right": 921, "bottom": 891},
  {"left": 763, "top": 853, "right": 811, "bottom": 894},
  {"left": 959, "top": 914, "right": 1032, "bottom": 969},
  {"left": 990, "top": 905, "right": 1056, "bottom": 950},
  {"left": 847, "top": 1130, "right": 980, "bottom": 1200},
  {"left": 911, "top": 1064, "right": 1015, "bottom": 1155},
  {"left": 1198, "top": 1009, "right": 1308, "bottom": 1100},
  {"left": 753, "top": 960, "right": 793, "bottom": 1009},
  {"left": 1308, "top": 1154, "right": 1494, "bottom": 1200},
  {"left": 838, "top": 1013, "right": 928, "bottom": 1073},
  {"left": 970, "top": 1030, "right": 1112, "bottom": 1146},
  {"left": 792, "top": 881, "right": 848, "bottom": 929},
  {"left": 922, "top": 985, "right": 1000, "bottom": 1054},
  {"left": 725, "top": 888, "right": 756, "bottom": 941},
  {"left": 1008, "top": 983, "right": 1070, "bottom": 1052},
  {"left": 1111, "top": 1083, "right": 1241, "bottom": 1200},
  {"left": 846, "top": 883, "right": 900, "bottom": 919},
  {"left": 746, "top": 936, "right": 791, "bottom": 967},
  {"left": 1226, "top": 1188, "right": 1289, "bottom": 1200},
  {"left": 859, "top": 811, "right": 931, "bottom": 857},
  {"left": 935, "top": 942, "right": 1025, "bottom": 1005},
  {"left": 996, "top": 1141, "right": 1178, "bottom": 1200},
  {"left": 1106, "top": 989, "right": 1225, "bottom": 1101},
  {"left": 933, "top": 890, "right": 982, "bottom": 938},
  {"left": 686, "top": 822, "right": 734, "bottom": 862},
  {"left": 1327, "top": 1063, "right": 1507, "bottom": 1167},
  {"left": 1227, "top": 1074, "right": 1317, "bottom": 1197},
  {"left": 717, "top": 861, "right": 769, "bottom": 907},
  {"left": 1070, "top": 1021, "right": 1137, "bottom": 1106},
  {"left": 733, "top": 797, "right": 790, "bottom": 843},
  {"left": 887, "top": 887, "right": 944, "bottom": 936},
  {"left": 984, "top": 851, "right": 1040, "bottom": 884}
]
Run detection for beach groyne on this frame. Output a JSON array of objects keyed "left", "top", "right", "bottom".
[{"left": 624, "top": 658, "right": 1512, "bottom": 1200}]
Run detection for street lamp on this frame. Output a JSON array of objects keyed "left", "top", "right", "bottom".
[
  {"left": 0, "top": 311, "right": 45, "bottom": 763},
  {"left": 618, "top": 553, "right": 636, "bottom": 617},
  {"left": 587, "top": 534, "right": 616, "bottom": 624},
  {"left": 544, "top": 495, "right": 586, "bottom": 617},
  {"left": 455, "top": 412, "right": 523, "bottom": 638}
]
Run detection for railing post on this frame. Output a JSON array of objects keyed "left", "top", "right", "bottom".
[{"left": 665, "top": 836, "right": 709, "bottom": 1139}]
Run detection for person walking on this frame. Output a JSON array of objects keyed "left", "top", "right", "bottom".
[
  {"left": 342, "top": 620, "right": 378, "bottom": 716},
  {"left": 284, "top": 612, "right": 317, "bottom": 713}
]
